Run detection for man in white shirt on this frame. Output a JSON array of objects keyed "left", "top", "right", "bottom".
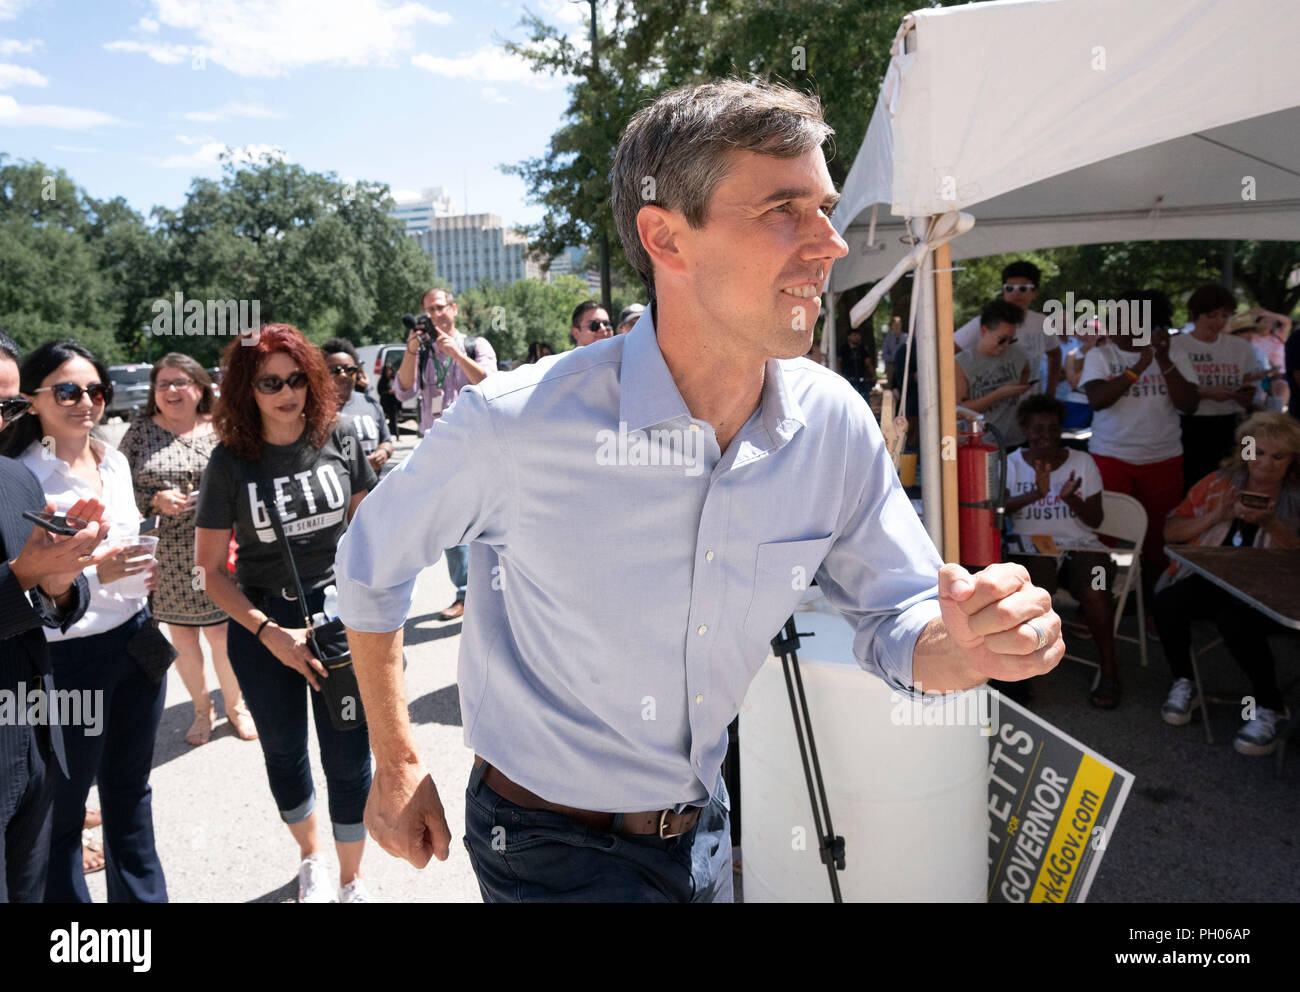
[{"left": 954, "top": 261, "right": 1062, "bottom": 397}]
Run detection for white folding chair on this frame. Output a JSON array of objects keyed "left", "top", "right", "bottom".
[{"left": 1094, "top": 491, "right": 1149, "bottom": 668}]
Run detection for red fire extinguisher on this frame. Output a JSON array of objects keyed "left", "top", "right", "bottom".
[{"left": 956, "top": 410, "right": 1008, "bottom": 568}]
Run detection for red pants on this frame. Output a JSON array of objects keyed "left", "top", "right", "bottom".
[{"left": 1091, "top": 453, "right": 1184, "bottom": 571}]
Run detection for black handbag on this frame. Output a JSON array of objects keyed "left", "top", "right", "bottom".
[
  {"left": 126, "top": 611, "right": 178, "bottom": 683},
  {"left": 254, "top": 473, "right": 366, "bottom": 733}
]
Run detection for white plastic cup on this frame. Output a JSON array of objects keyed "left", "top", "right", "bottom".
[{"left": 112, "top": 535, "right": 159, "bottom": 599}]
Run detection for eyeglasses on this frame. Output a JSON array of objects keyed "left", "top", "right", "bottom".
[
  {"left": 254, "top": 372, "right": 309, "bottom": 394},
  {"left": 155, "top": 377, "right": 195, "bottom": 392},
  {"left": 0, "top": 396, "right": 31, "bottom": 422},
  {"left": 327, "top": 365, "right": 359, "bottom": 377},
  {"left": 32, "top": 382, "right": 113, "bottom": 406},
  {"left": 996, "top": 336, "right": 1016, "bottom": 346},
  {"left": 1003, "top": 283, "right": 1037, "bottom": 293},
  {"left": 586, "top": 319, "right": 613, "bottom": 333}
]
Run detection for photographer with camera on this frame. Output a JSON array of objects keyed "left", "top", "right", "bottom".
[{"left": 394, "top": 288, "right": 496, "bottom": 620}]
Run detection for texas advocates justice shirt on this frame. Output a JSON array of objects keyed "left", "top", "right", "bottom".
[{"left": 196, "top": 421, "right": 376, "bottom": 592}]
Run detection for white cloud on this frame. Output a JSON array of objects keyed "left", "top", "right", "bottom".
[
  {"left": 0, "top": 95, "right": 123, "bottom": 129},
  {"left": 175, "top": 133, "right": 215, "bottom": 145},
  {"left": 182, "top": 101, "right": 280, "bottom": 122},
  {"left": 158, "top": 140, "right": 289, "bottom": 169},
  {"left": 138, "top": 16, "right": 160, "bottom": 33},
  {"left": 103, "top": 39, "right": 191, "bottom": 65},
  {"left": 107, "top": 0, "right": 453, "bottom": 78},
  {"left": 53, "top": 144, "right": 105, "bottom": 153},
  {"left": 0, "top": 37, "right": 41, "bottom": 55},
  {"left": 0, "top": 1, "right": 32, "bottom": 22},
  {"left": 411, "top": 46, "right": 561, "bottom": 87},
  {"left": 0, "top": 61, "right": 44, "bottom": 87}
]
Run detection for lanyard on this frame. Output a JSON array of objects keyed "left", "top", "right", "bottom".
[{"left": 428, "top": 342, "right": 455, "bottom": 388}]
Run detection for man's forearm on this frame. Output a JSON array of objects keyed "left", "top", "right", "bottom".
[
  {"left": 456, "top": 353, "right": 488, "bottom": 386},
  {"left": 911, "top": 616, "right": 984, "bottom": 693},
  {"left": 348, "top": 626, "right": 422, "bottom": 765},
  {"left": 396, "top": 347, "right": 418, "bottom": 392}
]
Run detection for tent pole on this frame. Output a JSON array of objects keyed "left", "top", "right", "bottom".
[
  {"left": 914, "top": 240, "right": 943, "bottom": 551},
  {"left": 934, "top": 242, "right": 959, "bottom": 563}
]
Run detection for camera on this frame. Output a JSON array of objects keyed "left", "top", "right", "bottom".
[{"left": 402, "top": 313, "right": 436, "bottom": 343}]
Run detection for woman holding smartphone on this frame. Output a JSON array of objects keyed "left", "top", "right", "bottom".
[
  {"left": 118, "top": 353, "right": 256, "bottom": 746},
  {"left": 1155, "top": 411, "right": 1300, "bottom": 755},
  {"left": 194, "top": 325, "right": 377, "bottom": 903},
  {"left": 0, "top": 340, "right": 167, "bottom": 903}
]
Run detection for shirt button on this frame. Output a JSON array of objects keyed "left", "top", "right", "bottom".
[
  {"left": 696, "top": 759, "right": 702, "bottom": 768},
  {"left": 689, "top": 424, "right": 700, "bottom": 432},
  {"left": 705, "top": 550, "right": 714, "bottom": 561},
  {"left": 696, "top": 694, "right": 703, "bottom": 704},
  {"left": 697, "top": 624, "right": 707, "bottom": 635}
]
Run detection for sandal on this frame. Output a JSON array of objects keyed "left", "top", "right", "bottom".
[
  {"left": 225, "top": 701, "right": 258, "bottom": 741},
  {"left": 1090, "top": 673, "right": 1122, "bottom": 710},
  {"left": 82, "top": 831, "right": 105, "bottom": 874},
  {"left": 186, "top": 701, "right": 215, "bottom": 747}
]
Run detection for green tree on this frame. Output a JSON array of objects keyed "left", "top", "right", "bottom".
[
  {"left": 500, "top": 0, "right": 934, "bottom": 295},
  {"left": 457, "top": 274, "right": 624, "bottom": 363},
  {"left": 151, "top": 153, "right": 437, "bottom": 364}
]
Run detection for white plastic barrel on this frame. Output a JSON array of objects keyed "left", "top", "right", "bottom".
[{"left": 739, "top": 593, "right": 988, "bottom": 902}]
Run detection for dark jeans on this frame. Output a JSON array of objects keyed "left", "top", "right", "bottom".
[
  {"left": 227, "top": 588, "right": 371, "bottom": 841},
  {"left": 46, "top": 609, "right": 168, "bottom": 903},
  {"left": 1153, "top": 575, "right": 1285, "bottom": 711},
  {"left": 445, "top": 545, "right": 468, "bottom": 600},
  {"left": 0, "top": 660, "right": 54, "bottom": 903},
  {"left": 462, "top": 760, "right": 733, "bottom": 903},
  {"left": 1180, "top": 414, "right": 1238, "bottom": 494}
]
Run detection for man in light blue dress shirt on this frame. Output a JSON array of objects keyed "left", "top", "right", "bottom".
[{"left": 336, "top": 79, "right": 1063, "bottom": 902}]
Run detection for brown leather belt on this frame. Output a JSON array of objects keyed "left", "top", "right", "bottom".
[{"left": 473, "top": 756, "right": 701, "bottom": 839}]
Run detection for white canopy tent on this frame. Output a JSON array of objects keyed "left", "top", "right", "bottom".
[{"left": 826, "top": 0, "right": 1300, "bottom": 557}]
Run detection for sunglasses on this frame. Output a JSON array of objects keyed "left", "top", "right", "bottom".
[
  {"left": 996, "top": 336, "right": 1016, "bottom": 346},
  {"left": 155, "top": 377, "right": 195, "bottom": 392},
  {"left": 328, "top": 365, "right": 359, "bottom": 377},
  {"left": 254, "top": 372, "right": 310, "bottom": 394},
  {"left": 1, "top": 396, "right": 31, "bottom": 422},
  {"left": 586, "top": 320, "right": 613, "bottom": 333},
  {"left": 33, "top": 382, "right": 113, "bottom": 406},
  {"left": 1003, "top": 283, "right": 1037, "bottom": 293}
]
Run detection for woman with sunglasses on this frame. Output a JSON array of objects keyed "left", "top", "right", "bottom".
[
  {"left": 954, "top": 299, "right": 1033, "bottom": 449},
  {"left": 117, "top": 353, "right": 256, "bottom": 746},
  {"left": 321, "top": 339, "right": 393, "bottom": 474},
  {"left": 194, "top": 325, "right": 377, "bottom": 903},
  {"left": 1, "top": 340, "right": 167, "bottom": 903}
]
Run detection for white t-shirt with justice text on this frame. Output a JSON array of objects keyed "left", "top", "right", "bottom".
[
  {"left": 1169, "top": 331, "right": 1260, "bottom": 418},
  {"left": 1005, "top": 447, "right": 1106, "bottom": 551}
]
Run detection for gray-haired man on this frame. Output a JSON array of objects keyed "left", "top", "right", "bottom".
[{"left": 337, "top": 80, "right": 1062, "bottom": 903}]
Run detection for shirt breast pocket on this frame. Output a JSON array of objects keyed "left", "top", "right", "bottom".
[{"left": 742, "top": 534, "right": 835, "bottom": 644}]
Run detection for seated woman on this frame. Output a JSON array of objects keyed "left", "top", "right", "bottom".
[
  {"left": 1003, "top": 395, "right": 1118, "bottom": 707},
  {"left": 1155, "top": 411, "right": 1300, "bottom": 755}
]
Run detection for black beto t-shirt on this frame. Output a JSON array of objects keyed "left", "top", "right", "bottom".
[
  {"left": 196, "top": 421, "right": 377, "bottom": 591},
  {"left": 340, "top": 390, "right": 391, "bottom": 456}
]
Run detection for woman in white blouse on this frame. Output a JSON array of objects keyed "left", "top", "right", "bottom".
[{"left": 1, "top": 340, "right": 167, "bottom": 903}]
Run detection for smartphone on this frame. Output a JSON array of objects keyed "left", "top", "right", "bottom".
[
  {"left": 23, "top": 509, "right": 89, "bottom": 536},
  {"left": 139, "top": 515, "right": 161, "bottom": 535},
  {"left": 1239, "top": 491, "right": 1271, "bottom": 509}
]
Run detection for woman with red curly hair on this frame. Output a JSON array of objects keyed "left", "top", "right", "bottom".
[{"left": 195, "top": 324, "right": 377, "bottom": 903}]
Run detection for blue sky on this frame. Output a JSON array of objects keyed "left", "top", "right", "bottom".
[{"left": 0, "top": 0, "right": 586, "bottom": 228}]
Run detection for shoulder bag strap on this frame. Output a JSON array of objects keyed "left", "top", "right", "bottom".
[{"left": 245, "top": 461, "right": 314, "bottom": 630}]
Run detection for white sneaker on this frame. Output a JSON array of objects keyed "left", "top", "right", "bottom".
[
  {"left": 1161, "top": 678, "right": 1199, "bottom": 726},
  {"left": 338, "top": 877, "right": 372, "bottom": 903},
  {"left": 1233, "top": 707, "right": 1288, "bottom": 756},
  {"left": 297, "top": 854, "right": 332, "bottom": 903}
]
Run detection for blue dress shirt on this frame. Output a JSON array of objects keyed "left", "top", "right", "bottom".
[{"left": 336, "top": 311, "right": 944, "bottom": 813}]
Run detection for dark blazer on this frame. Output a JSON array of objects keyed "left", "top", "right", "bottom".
[{"left": 0, "top": 454, "right": 91, "bottom": 776}]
